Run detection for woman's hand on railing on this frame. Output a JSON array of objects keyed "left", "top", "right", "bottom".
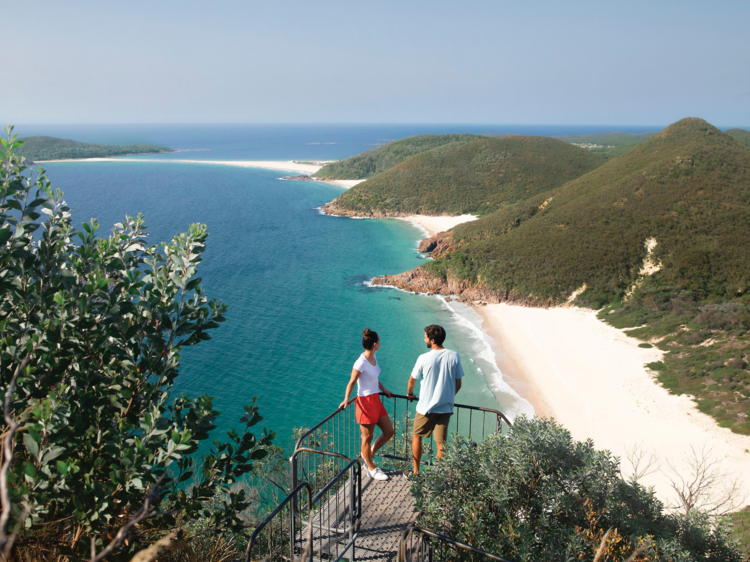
[
  {"left": 338, "top": 399, "right": 348, "bottom": 411},
  {"left": 382, "top": 388, "right": 393, "bottom": 398}
]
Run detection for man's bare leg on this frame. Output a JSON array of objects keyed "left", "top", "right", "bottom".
[
  {"left": 436, "top": 441, "right": 445, "bottom": 459},
  {"left": 411, "top": 434, "right": 422, "bottom": 475}
]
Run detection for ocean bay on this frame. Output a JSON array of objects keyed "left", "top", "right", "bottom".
[{"left": 41, "top": 149, "right": 509, "bottom": 446}]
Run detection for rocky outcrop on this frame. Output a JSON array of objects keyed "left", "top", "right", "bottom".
[
  {"left": 281, "top": 175, "right": 315, "bottom": 181},
  {"left": 418, "top": 231, "right": 454, "bottom": 257},
  {"left": 372, "top": 267, "right": 554, "bottom": 308},
  {"left": 320, "top": 199, "right": 409, "bottom": 218}
]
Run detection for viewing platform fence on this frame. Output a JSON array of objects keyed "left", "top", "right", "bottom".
[
  {"left": 291, "top": 392, "right": 512, "bottom": 499},
  {"left": 247, "top": 393, "right": 512, "bottom": 561}
]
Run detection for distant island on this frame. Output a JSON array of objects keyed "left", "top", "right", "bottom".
[{"left": 17, "top": 136, "right": 172, "bottom": 162}]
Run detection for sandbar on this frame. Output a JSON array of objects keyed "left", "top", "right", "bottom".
[
  {"left": 475, "top": 303, "right": 750, "bottom": 505},
  {"left": 37, "top": 157, "right": 328, "bottom": 174},
  {"left": 398, "top": 214, "right": 477, "bottom": 237}
]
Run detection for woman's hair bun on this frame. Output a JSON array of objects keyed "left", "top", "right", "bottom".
[{"left": 361, "top": 328, "right": 379, "bottom": 350}]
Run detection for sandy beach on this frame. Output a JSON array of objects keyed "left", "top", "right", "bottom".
[
  {"left": 398, "top": 214, "right": 477, "bottom": 237},
  {"left": 476, "top": 303, "right": 750, "bottom": 506},
  {"left": 36, "top": 157, "right": 366, "bottom": 190}
]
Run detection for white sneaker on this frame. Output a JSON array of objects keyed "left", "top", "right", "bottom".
[{"left": 368, "top": 467, "right": 389, "bottom": 481}]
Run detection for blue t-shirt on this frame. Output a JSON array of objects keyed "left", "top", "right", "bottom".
[{"left": 411, "top": 348, "right": 465, "bottom": 415}]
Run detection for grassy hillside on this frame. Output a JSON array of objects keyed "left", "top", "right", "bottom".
[
  {"left": 726, "top": 128, "right": 750, "bottom": 148},
  {"left": 424, "top": 118, "right": 750, "bottom": 434},
  {"left": 17, "top": 136, "right": 172, "bottom": 161},
  {"left": 314, "top": 134, "right": 481, "bottom": 179},
  {"left": 325, "top": 136, "right": 605, "bottom": 216}
]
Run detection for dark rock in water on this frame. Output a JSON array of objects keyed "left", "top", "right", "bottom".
[{"left": 280, "top": 175, "right": 315, "bottom": 181}]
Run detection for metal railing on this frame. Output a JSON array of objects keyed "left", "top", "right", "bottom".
[
  {"left": 245, "top": 459, "right": 362, "bottom": 562},
  {"left": 398, "top": 525, "right": 515, "bottom": 562},
  {"left": 249, "top": 393, "right": 511, "bottom": 561},
  {"left": 291, "top": 393, "right": 511, "bottom": 494}
]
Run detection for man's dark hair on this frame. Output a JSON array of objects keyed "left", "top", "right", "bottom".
[
  {"left": 362, "top": 328, "right": 380, "bottom": 350},
  {"left": 425, "top": 325, "right": 446, "bottom": 346}
]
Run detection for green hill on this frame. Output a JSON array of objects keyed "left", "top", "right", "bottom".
[
  {"left": 420, "top": 118, "right": 750, "bottom": 433},
  {"left": 323, "top": 136, "right": 605, "bottom": 216},
  {"left": 17, "top": 136, "right": 172, "bottom": 161},
  {"left": 725, "top": 128, "right": 750, "bottom": 148},
  {"left": 314, "top": 134, "right": 481, "bottom": 179}
]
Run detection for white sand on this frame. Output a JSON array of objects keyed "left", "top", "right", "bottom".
[
  {"left": 398, "top": 214, "right": 477, "bottom": 237},
  {"left": 476, "top": 303, "right": 750, "bottom": 506},
  {"left": 325, "top": 179, "right": 365, "bottom": 189},
  {"left": 38, "top": 158, "right": 327, "bottom": 174}
]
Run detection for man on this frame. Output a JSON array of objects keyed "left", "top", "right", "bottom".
[{"left": 405, "top": 324, "right": 464, "bottom": 477}]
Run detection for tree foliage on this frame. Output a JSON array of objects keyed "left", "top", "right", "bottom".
[
  {"left": 412, "top": 417, "right": 743, "bottom": 562},
  {"left": 0, "top": 127, "right": 273, "bottom": 560}
]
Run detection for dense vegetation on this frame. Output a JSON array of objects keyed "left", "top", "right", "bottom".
[
  {"left": 726, "top": 128, "right": 750, "bottom": 148},
  {"left": 327, "top": 136, "right": 605, "bottom": 215},
  {"left": 17, "top": 135, "right": 171, "bottom": 161},
  {"left": 413, "top": 417, "right": 743, "bottom": 561},
  {"left": 555, "top": 131, "right": 657, "bottom": 159},
  {"left": 422, "top": 118, "right": 750, "bottom": 434},
  {"left": 314, "top": 133, "right": 481, "bottom": 179},
  {"left": 0, "top": 128, "right": 270, "bottom": 561}
]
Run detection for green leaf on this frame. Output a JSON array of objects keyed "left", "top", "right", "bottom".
[
  {"left": 23, "top": 433, "right": 39, "bottom": 458},
  {"left": 56, "top": 461, "right": 68, "bottom": 475},
  {"left": 22, "top": 462, "right": 37, "bottom": 478}
]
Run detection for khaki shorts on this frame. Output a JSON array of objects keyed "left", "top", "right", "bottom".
[{"left": 413, "top": 412, "right": 452, "bottom": 443}]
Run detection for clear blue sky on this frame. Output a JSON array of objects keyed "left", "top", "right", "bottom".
[{"left": 4, "top": 0, "right": 749, "bottom": 126}]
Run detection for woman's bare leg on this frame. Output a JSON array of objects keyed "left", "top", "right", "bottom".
[
  {"left": 372, "top": 415, "right": 395, "bottom": 454},
  {"left": 360, "top": 423, "right": 376, "bottom": 471}
]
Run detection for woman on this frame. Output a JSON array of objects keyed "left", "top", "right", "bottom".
[{"left": 339, "top": 328, "right": 394, "bottom": 481}]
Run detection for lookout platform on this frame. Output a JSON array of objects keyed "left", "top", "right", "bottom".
[{"left": 246, "top": 393, "right": 512, "bottom": 562}]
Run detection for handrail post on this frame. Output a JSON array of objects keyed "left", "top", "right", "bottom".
[
  {"left": 290, "top": 454, "right": 298, "bottom": 559},
  {"left": 349, "top": 462, "right": 356, "bottom": 561}
]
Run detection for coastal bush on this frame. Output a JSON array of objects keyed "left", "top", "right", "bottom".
[
  {"left": 411, "top": 417, "right": 743, "bottom": 562},
  {"left": 0, "top": 127, "right": 273, "bottom": 560},
  {"left": 16, "top": 135, "right": 171, "bottom": 161},
  {"left": 328, "top": 136, "right": 605, "bottom": 216}
]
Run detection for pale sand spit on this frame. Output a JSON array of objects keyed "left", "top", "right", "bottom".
[
  {"left": 37, "top": 158, "right": 326, "bottom": 174},
  {"left": 325, "top": 179, "right": 365, "bottom": 189},
  {"left": 476, "top": 303, "right": 750, "bottom": 506},
  {"left": 398, "top": 214, "right": 477, "bottom": 237}
]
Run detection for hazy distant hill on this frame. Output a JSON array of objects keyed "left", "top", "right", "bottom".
[
  {"left": 415, "top": 118, "right": 750, "bottom": 433},
  {"left": 17, "top": 136, "right": 172, "bottom": 161},
  {"left": 315, "top": 134, "right": 481, "bottom": 179},
  {"left": 725, "top": 128, "right": 750, "bottom": 148},
  {"left": 323, "top": 136, "right": 605, "bottom": 216}
]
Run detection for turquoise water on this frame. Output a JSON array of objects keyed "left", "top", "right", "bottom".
[{"left": 41, "top": 158, "right": 517, "bottom": 448}]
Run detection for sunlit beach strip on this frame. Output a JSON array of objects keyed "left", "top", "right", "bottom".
[
  {"left": 475, "top": 303, "right": 750, "bottom": 505},
  {"left": 35, "top": 158, "right": 366, "bottom": 189}
]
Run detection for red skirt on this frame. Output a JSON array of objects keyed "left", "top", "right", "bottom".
[{"left": 355, "top": 394, "right": 387, "bottom": 425}]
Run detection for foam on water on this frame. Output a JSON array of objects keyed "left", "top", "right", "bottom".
[{"left": 437, "top": 298, "right": 535, "bottom": 421}]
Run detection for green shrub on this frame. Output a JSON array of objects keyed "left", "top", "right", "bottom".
[{"left": 412, "top": 417, "right": 742, "bottom": 561}]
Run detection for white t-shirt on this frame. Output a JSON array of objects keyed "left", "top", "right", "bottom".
[{"left": 353, "top": 353, "right": 381, "bottom": 397}]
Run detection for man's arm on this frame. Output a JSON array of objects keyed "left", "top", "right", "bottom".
[
  {"left": 455, "top": 377, "right": 462, "bottom": 395},
  {"left": 407, "top": 375, "right": 416, "bottom": 398}
]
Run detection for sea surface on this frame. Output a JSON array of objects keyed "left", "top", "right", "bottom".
[{"left": 25, "top": 124, "right": 657, "bottom": 448}]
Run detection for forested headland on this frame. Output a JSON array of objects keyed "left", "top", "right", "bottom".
[
  {"left": 314, "top": 133, "right": 481, "bottom": 179},
  {"left": 322, "top": 136, "right": 605, "bottom": 216},
  {"left": 17, "top": 135, "right": 172, "bottom": 161},
  {"left": 366, "top": 118, "right": 750, "bottom": 436}
]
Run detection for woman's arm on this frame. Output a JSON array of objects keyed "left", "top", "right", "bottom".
[
  {"left": 378, "top": 379, "right": 392, "bottom": 398},
  {"left": 339, "top": 368, "right": 361, "bottom": 410}
]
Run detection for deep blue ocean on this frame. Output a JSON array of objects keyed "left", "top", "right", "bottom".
[{"left": 22, "top": 124, "right": 658, "bottom": 448}]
